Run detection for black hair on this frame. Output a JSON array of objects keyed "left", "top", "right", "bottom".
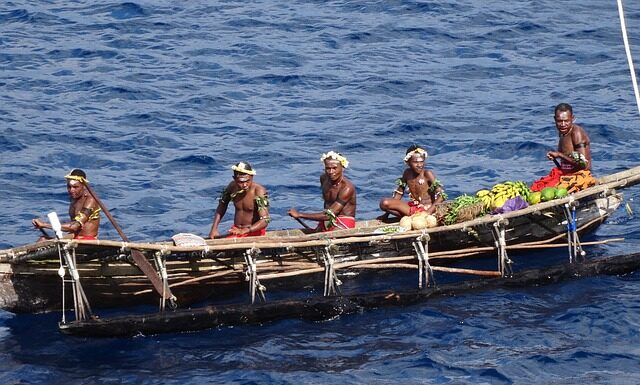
[
  {"left": 555, "top": 103, "right": 573, "bottom": 115},
  {"left": 69, "top": 169, "right": 87, "bottom": 179},
  {"left": 405, "top": 144, "right": 422, "bottom": 155}
]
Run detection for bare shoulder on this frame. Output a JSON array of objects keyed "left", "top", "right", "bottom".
[
  {"left": 573, "top": 124, "right": 590, "bottom": 143},
  {"left": 425, "top": 169, "right": 437, "bottom": 181},
  {"left": 253, "top": 182, "right": 268, "bottom": 195},
  {"left": 343, "top": 177, "right": 356, "bottom": 190},
  {"left": 82, "top": 194, "right": 98, "bottom": 208}
]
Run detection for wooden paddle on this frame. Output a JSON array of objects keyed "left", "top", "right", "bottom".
[
  {"left": 293, "top": 216, "right": 313, "bottom": 230},
  {"left": 82, "top": 181, "right": 174, "bottom": 302},
  {"left": 38, "top": 227, "right": 52, "bottom": 239}
]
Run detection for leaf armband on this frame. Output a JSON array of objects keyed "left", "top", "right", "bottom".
[
  {"left": 570, "top": 152, "right": 588, "bottom": 169},
  {"left": 255, "top": 195, "right": 270, "bottom": 209},
  {"left": 393, "top": 178, "right": 407, "bottom": 195},
  {"left": 429, "top": 179, "right": 448, "bottom": 200},
  {"left": 324, "top": 209, "right": 337, "bottom": 229}
]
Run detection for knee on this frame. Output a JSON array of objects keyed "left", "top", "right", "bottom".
[{"left": 379, "top": 198, "right": 390, "bottom": 210}]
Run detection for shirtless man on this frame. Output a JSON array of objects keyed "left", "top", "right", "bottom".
[
  {"left": 378, "top": 145, "right": 446, "bottom": 220},
  {"left": 32, "top": 169, "right": 101, "bottom": 240},
  {"left": 288, "top": 151, "right": 357, "bottom": 232},
  {"left": 531, "top": 103, "right": 595, "bottom": 192},
  {"left": 208, "top": 162, "right": 270, "bottom": 238}
]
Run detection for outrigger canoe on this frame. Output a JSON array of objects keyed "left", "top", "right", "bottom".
[{"left": 1, "top": 166, "right": 639, "bottom": 334}]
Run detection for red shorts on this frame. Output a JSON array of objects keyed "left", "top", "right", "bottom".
[
  {"left": 226, "top": 225, "right": 266, "bottom": 238},
  {"left": 317, "top": 216, "right": 356, "bottom": 232},
  {"left": 408, "top": 201, "right": 427, "bottom": 216},
  {"left": 74, "top": 235, "right": 97, "bottom": 240}
]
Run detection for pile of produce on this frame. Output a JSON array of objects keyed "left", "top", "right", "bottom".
[
  {"left": 399, "top": 211, "right": 438, "bottom": 230},
  {"left": 476, "top": 181, "right": 531, "bottom": 211},
  {"left": 442, "top": 194, "right": 485, "bottom": 225},
  {"left": 528, "top": 186, "right": 568, "bottom": 204}
]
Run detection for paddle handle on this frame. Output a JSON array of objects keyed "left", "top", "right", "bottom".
[
  {"left": 83, "top": 183, "right": 130, "bottom": 242},
  {"left": 293, "top": 217, "right": 313, "bottom": 230},
  {"left": 552, "top": 158, "right": 561, "bottom": 169},
  {"left": 82, "top": 182, "right": 174, "bottom": 301}
]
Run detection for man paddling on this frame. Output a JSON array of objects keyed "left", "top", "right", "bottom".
[
  {"left": 531, "top": 103, "right": 596, "bottom": 192},
  {"left": 288, "top": 151, "right": 357, "bottom": 232},
  {"left": 208, "top": 162, "right": 271, "bottom": 238},
  {"left": 32, "top": 169, "right": 101, "bottom": 240}
]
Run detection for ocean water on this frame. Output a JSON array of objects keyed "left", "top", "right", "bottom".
[{"left": 2, "top": 0, "right": 640, "bottom": 383}]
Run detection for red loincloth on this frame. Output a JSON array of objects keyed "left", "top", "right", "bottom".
[
  {"left": 226, "top": 225, "right": 267, "bottom": 238},
  {"left": 317, "top": 216, "right": 356, "bottom": 232},
  {"left": 74, "top": 235, "right": 97, "bottom": 240}
]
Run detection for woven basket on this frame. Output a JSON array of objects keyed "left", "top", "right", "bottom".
[{"left": 434, "top": 201, "right": 484, "bottom": 225}]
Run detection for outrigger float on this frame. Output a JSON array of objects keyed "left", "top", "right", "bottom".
[{"left": 1, "top": 165, "right": 640, "bottom": 337}]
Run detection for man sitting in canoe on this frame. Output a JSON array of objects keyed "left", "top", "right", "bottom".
[
  {"left": 377, "top": 144, "right": 447, "bottom": 221},
  {"left": 531, "top": 103, "right": 597, "bottom": 193},
  {"left": 208, "top": 162, "right": 271, "bottom": 238},
  {"left": 32, "top": 169, "right": 101, "bottom": 240},
  {"left": 288, "top": 151, "right": 357, "bottom": 232}
]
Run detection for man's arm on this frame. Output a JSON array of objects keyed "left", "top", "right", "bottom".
[
  {"left": 32, "top": 218, "right": 81, "bottom": 234},
  {"left": 391, "top": 175, "right": 407, "bottom": 200},
  {"left": 209, "top": 185, "right": 234, "bottom": 238},
  {"left": 572, "top": 128, "right": 591, "bottom": 170},
  {"left": 32, "top": 199, "right": 99, "bottom": 235},
  {"left": 288, "top": 188, "right": 352, "bottom": 222},
  {"left": 208, "top": 202, "right": 228, "bottom": 238}
]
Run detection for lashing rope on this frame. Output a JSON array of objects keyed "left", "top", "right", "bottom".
[
  {"left": 244, "top": 247, "right": 266, "bottom": 304},
  {"left": 412, "top": 231, "right": 433, "bottom": 289},
  {"left": 492, "top": 218, "right": 513, "bottom": 277},
  {"left": 322, "top": 243, "right": 342, "bottom": 296},
  {"left": 563, "top": 199, "right": 585, "bottom": 263}
]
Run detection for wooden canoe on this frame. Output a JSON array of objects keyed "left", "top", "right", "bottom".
[{"left": 1, "top": 165, "right": 639, "bottom": 314}]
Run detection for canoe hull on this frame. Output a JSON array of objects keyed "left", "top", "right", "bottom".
[{"left": 0, "top": 191, "right": 623, "bottom": 313}]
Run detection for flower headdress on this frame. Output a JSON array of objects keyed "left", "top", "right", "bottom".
[
  {"left": 403, "top": 147, "right": 428, "bottom": 162},
  {"left": 231, "top": 162, "right": 257, "bottom": 176},
  {"left": 64, "top": 169, "right": 89, "bottom": 184},
  {"left": 320, "top": 151, "right": 349, "bottom": 169}
]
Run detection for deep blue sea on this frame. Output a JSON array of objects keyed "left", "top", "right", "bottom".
[{"left": 2, "top": 1, "right": 640, "bottom": 383}]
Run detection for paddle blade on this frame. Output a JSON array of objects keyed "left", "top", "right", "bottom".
[{"left": 47, "top": 212, "right": 64, "bottom": 239}]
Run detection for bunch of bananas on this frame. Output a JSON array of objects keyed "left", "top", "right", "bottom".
[{"left": 476, "top": 181, "right": 531, "bottom": 211}]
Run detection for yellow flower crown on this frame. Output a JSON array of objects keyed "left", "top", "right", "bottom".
[
  {"left": 64, "top": 174, "right": 89, "bottom": 184},
  {"left": 231, "top": 162, "right": 257, "bottom": 176},
  {"left": 403, "top": 147, "right": 428, "bottom": 162},
  {"left": 320, "top": 151, "right": 349, "bottom": 168}
]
